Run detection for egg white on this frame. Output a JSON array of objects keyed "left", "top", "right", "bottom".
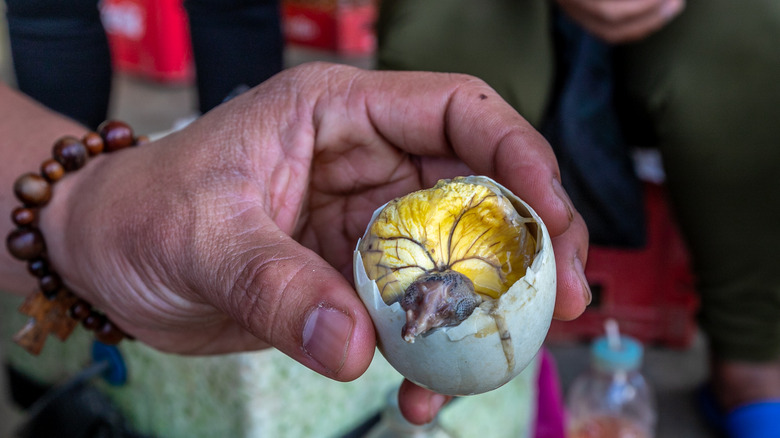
[{"left": 354, "top": 176, "right": 556, "bottom": 396}]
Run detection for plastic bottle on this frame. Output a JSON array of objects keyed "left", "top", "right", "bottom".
[
  {"left": 566, "top": 320, "right": 657, "bottom": 438},
  {"left": 364, "top": 388, "right": 454, "bottom": 438}
]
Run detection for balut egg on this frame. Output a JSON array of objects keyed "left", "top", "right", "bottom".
[{"left": 353, "top": 176, "right": 556, "bottom": 396}]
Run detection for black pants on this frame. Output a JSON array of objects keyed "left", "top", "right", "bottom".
[{"left": 5, "top": 0, "right": 283, "bottom": 129}]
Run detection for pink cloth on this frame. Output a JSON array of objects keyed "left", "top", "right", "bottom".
[{"left": 534, "top": 348, "right": 566, "bottom": 438}]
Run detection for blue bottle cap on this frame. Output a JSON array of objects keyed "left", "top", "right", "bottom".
[
  {"left": 591, "top": 335, "right": 643, "bottom": 372},
  {"left": 91, "top": 340, "right": 128, "bottom": 386}
]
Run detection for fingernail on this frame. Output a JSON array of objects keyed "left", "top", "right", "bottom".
[
  {"left": 552, "top": 178, "right": 575, "bottom": 222},
  {"left": 303, "top": 306, "right": 354, "bottom": 374},
  {"left": 575, "top": 256, "right": 592, "bottom": 306}
]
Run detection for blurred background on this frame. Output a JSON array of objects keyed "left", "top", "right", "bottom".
[{"left": 0, "top": 0, "right": 718, "bottom": 436}]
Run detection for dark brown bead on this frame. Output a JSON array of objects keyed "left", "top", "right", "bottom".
[
  {"left": 69, "top": 299, "right": 93, "bottom": 321},
  {"left": 6, "top": 228, "right": 45, "bottom": 260},
  {"left": 82, "top": 312, "right": 104, "bottom": 331},
  {"left": 40, "top": 158, "right": 65, "bottom": 182},
  {"left": 98, "top": 120, "right": 134, "bottom": 152},
  {"left": 27, "top": 258, "right": 48, "bottom": 277},
  {"left": 13, "top": 173, "right": 51, "bottom": 207},
  {"left": 82, "top": 132, "right": 105, "bottom": 156},
  {"left": 11, "top": 207, "right": 36, "bottom": 227},
  {"left": 39, "top": 273, "right": 62, "bottom": 297},
  {"left": 53, "top": 136, "right": 88, "bottom": 171},
  {"left": 95, "top": 319, "right": 125, "bottom": 345}
]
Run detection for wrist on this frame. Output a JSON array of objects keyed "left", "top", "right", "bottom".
[
  {"left": 6, "top": 121, "right": 146, "bottom": 354},
  {"left": 37, "top": 152, "right": 107, "bottom": 290}
]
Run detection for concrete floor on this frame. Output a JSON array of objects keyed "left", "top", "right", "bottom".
[{"left": 0, "top": 7, "right": 717, "bottom": 437}]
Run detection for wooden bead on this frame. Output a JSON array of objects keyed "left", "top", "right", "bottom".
[
  {"left": 13, "top": 173, "right": 51, "bottom": 207},
  {"left": 39, "top": 273, "right": 62, "bottom": 298},
  {"left": 69, "top": 299, "right": 92, "bottom": 321},
  {"left": 82, "top": 132, "right": 105, "bottom": 156},
  {"left": 27, "top": 258, "right": 48, "bottom": 277},
  {"left": 53, "top": 136, "right": 88, "bottom": 171},
  {"left": 40, "top": 158, "right": 65, "bottom": 182},
  {"left": 6, "top": 228, "right": 45, "bottom": 260},
  {"left": 95, "top": 320, "right": 125, "bottom": 345},
  {"left": 11, "top": 207, "right": 36, "bottom": 227},
  {"left": 82, "top": 312, "right": 104, "bottom": 331},
  {"left": 98, "top": 120, "right": 134, "bottom": 152}
]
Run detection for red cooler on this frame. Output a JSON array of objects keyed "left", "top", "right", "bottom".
[
  {"left": 101, "top": 0, "right": 194, "bottom": 83},
  {"left": 282, "top": 0, "right": 376, "bottom": 56},
  {"left": 546, "top": 183, "right": 700, "bottom": 348}
]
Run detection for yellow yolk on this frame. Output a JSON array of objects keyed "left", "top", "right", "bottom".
[{"left": 359, "top": 177, "right": 537, "bottom": 303}]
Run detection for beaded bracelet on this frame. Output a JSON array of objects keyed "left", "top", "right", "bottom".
[{"left": 6, "top": 120, "right": 147, "bottom": 355}]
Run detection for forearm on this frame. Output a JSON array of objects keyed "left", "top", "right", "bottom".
[{"left": 0, "top": 82, "right": 88, "bottom": 294}]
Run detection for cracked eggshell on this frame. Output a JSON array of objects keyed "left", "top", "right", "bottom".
[{"left": 353, "top": 176, "right": 556, "bottom": 396}]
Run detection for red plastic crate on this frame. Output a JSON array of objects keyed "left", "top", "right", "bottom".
[
  {"left": 546, "top": 183, "right": 700, "bottom": 348},
  {"left": 282, "top": 0, "right": 376, "bottom": 56},
  {"left": 101, "top": 0, "right": 193, "bottom": 83}
]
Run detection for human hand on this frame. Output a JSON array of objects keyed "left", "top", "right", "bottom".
[
  {"left": 39, "top": 62, "right": 589, "bottom": 422},
  {"left": 554, "top": 0, "right": 685, "bottom": 43}
]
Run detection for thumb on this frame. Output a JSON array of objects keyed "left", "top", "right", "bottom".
[{"left": 214, "top": 219, "right": 376, "bottom": 381}]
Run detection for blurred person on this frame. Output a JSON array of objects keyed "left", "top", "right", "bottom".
[
  {"left": 377, "top": 0, "right": 780, "bottom": 436},
  {"left": 4, "top": 0, "right": 283, "bottom": 128}
]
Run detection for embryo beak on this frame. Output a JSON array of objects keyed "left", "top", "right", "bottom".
[{"left": 400, "top": 270, "right": 482, "bottom": 343}]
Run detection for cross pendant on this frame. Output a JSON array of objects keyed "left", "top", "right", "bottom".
[{"left": 13, "top": 290, "right": 79, "bottom": 355}]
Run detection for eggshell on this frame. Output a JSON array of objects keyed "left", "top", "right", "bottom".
[{"left": 354, "top": 176, "right": 556, "bottom": 396}]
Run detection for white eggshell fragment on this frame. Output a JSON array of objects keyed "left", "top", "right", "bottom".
[{"left": 354, "top": 176, "right": 556, "bottom": 396}]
